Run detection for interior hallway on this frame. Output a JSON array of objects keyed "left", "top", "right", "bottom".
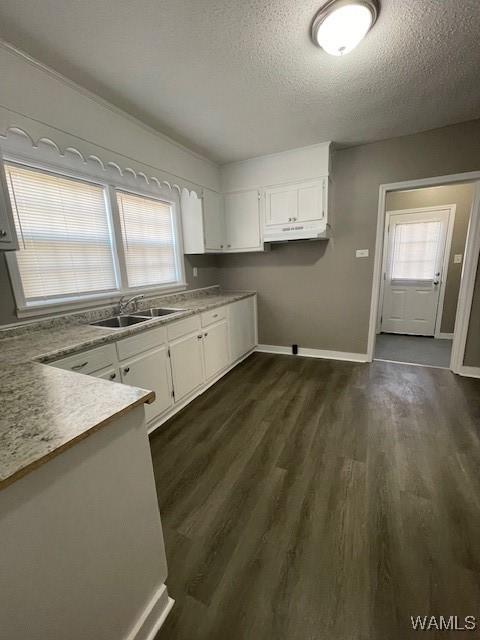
[{"left": 151, "top": 352, "right": 480, "bottom": 640}]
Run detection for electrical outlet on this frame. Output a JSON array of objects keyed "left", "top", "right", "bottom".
[
  {"left": 454, "top": 254, "right": 463, "bottom": 264},
  {"left": 356, "top": 249, "right": 369, "bottom": 258},
  {"left": 193, "top": 267, "right": 198, "bottom": 277}
]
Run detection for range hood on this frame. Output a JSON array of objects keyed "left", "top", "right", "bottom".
[{"left": 264, "top": 220, "right": 330, "bottom": 243}]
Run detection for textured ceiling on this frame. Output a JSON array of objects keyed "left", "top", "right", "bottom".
[{"left": 0, "top": 0, "right": 479, "bottom": 163}]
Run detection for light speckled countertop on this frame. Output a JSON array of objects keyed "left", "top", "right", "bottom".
[{"left": 0, "top": 286, "right": 255, "bottom": 489}]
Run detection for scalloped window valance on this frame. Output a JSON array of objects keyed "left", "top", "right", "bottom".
[{"left": 0, "top": 126, "right": 203, "bottom": 202}]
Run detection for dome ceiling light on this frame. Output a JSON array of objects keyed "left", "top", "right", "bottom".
[{"left": 311, "top": 0, "right": 379, "bottom": 56}]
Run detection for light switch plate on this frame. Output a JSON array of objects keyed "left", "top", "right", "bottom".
[
  {"left": 454, "top": 254, "right": 463, "bottom": 264},
  {"left": 356, "top": 249, "right": 369, "bottom": 258}
]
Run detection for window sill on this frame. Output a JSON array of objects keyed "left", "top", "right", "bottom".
[{"left": 16, "top": 283, "right": 188, "bottom": 320}]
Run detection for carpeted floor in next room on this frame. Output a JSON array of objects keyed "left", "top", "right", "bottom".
[{"left": 375, "top": 333, "right": 453, "bottom": 368}]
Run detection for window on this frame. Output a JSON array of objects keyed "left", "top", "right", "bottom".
[
  {"left": 4, "top": 160, "right": 184, "bottom": 313},
  {"left": 6, "top": 163, "right": 117, "bottom": 305},
  {"left": 390, "top": 220, "right": 442, "bottom": 281},
  {"left": 117, "top": 190, "right": 179, "bottom": 288}
]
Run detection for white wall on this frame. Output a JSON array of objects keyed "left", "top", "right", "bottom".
[{"left": 0, "top": 42, "right": 220, "bottom": 193}]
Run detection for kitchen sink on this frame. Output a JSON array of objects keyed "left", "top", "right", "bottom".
[
  {"left": 132, "top": 307, "right": 184, "bottom": 318},
  {"left": 90, "top": 315, "right": 151, "bottom": 328}
]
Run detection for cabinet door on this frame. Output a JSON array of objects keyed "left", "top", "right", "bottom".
[
  {"left": 297, "top": 180, "right": 326, "bottom": 222},
  {"left": 181, "top": 188, "right": 205, "bottom": 254},
  {"left": 203, "top": 189, "right": 225, "bottom": 251},
  {"left": 169, "top": 332, "right": 205, "bottom": 402},
  {"left": 224, "top": 190, "right": 262, "bottom": 251},
  {"left": 203, "top": 320, "right": 229, "bottom": 380},
  {"left": 229, "top": 297, "right": 256, "bottom": 362},
  {"left": 0, "top": 162, "right": 18, "bottom": 250},
  {"left": 120, "top": 346, "right": 173, "bottom": 424},
  {"left": 265, "top": 185, "right": 297, "bottom": 226}
]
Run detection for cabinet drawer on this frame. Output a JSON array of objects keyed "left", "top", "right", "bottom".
[
  {"left": 116, "top": 326, "right": 166, "bottom": 361},
  {"left": 51, "top": 343, "right": 116, "bottom": 375},
  {"left": 167, "top": 314, "right": 201, "bottom": 341},
  {"left": 201, "top": 306, "right": 227, "bottom": 327}
]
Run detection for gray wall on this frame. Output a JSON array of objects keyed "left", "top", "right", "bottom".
[
  {"left": 218, "top": 119, "right": 480, "bottom": 364},
  {"left": 0, "top": 253, "right": 218, "bottom": 325},
  {"left": 386, "top": 183, "right": 474, "bottom": 334}
]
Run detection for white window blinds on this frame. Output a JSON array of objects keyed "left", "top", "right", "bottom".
[
  {"left": 391, "top": 220, "right": 442, "bottom": 281},
  {"left": 116, "top": 190, "right": 179, "bottom": 288},
  {"left": 5, "top": 163, "right": 117, "bottom": 303}
]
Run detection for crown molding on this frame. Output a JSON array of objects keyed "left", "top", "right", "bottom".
[{"left": 0, "top": 38, "right": 218, "bottom": 169}]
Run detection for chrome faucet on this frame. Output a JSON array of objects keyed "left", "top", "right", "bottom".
[{"left": 118, "top": 294, "right": 144, "bottom": 315}]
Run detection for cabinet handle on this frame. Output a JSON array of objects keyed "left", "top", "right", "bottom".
[
  {"left": 204, "top": 332, "right": 208, "bottom": 337},
  {"left": 220, "top": 245, "right": 224, "bottom": 248},
  {"left": 109, "top": 372, "right": 116, "bottom": 380},
  {"left": 213, "top": 313, "right": 218, "bottom": 318},
  {"left": 123, "top": 367, "right": 130, "bottom": 374},
  {"left": 227, "top": 244, "right": 231, "bottom": 248},
  {"left": 197, "top": 335, "right": 202, "bottom": 339},
  {"left": 72, "top": 361, "right": 88, "bottom": 370},
  {"left": 0, "top": 229, "right": 7, "bottom": 238}
]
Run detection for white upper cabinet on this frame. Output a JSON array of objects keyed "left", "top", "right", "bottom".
[
  {"left": 265, "top": 178, "right": 326, "bottom": 227},
  {"left": 181, "top": 187, "right": 225, "bottom": 254},
  {"left": 181, "top": 186, "right": 263, "bottom": 254},
  {"left": 203, "top": 189, "right": 225, "bottom": 251},
  {"left": 224, "top": 190, "right": 263, "bottom": 252},
  {"left": 0, "top": 161, "right": 19, "bottom": 251}
]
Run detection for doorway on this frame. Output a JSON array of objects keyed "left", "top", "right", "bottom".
[{"left": 368, "top": 176, "right": 480, "bottom": 373}]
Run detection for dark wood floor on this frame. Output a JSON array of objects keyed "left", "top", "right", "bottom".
[{"left": 150, "top": 353, "right": 480, "bottom": 640}]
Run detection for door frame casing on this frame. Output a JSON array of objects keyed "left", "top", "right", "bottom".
[
  {"left": 367, "top": 172, "right": 480, "bottom": 376},
  {"left": 377, "top": 204, "right": 456, "bottom": 338}
]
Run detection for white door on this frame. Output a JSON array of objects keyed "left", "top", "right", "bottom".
[
  {"left": 203, "top": 189, "right": 225, "bottom": 251},
  {"left": 381, "top": 210, "right": 450, "bottom": 335},
  {"left": 229, "top": 297, "right": 256, "bottom": 362},
  {"left": 120, "top": 346, "right": 173, "bottom": 423},
  {"left": 169, "top": 331, "right": 205, "bottom": 402},
  {"left": 203, "top": 320, "right": 229, "bottom": 379},
  {"left": 224, "top": 190, "right": 261, "bottom": 251}
]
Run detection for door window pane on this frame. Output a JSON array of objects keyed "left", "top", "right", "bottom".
[{"left": 391, "top": 221, "right": 442, "bottom": 280}]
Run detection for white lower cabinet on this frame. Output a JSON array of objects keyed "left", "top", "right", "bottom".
[
  {"left": 50, "top": 295, "right": 257, "bottom": 431},
  {"left": 229, "top": 297, "right": 256, "bottom": 362},
  {"left": 95, "top": 366, "right": 121, "bottom": 383},
  {"left": 203, "top": 319, "right": 229, "bottom": 380},
  {"left": 120, "top": 346, "right": 173, "bottom": 423},
  {"left": 169, "top": 331, "right": 205, "bottom": 402}
]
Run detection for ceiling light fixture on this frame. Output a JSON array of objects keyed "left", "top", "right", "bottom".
[{"left": 311, "top": 0, "right": 379, "bottom": 56}]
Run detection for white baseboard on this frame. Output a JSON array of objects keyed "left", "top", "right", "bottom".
[
  {"left": 436, "top": 332, "right": 454, "bottom": 339},
  {"left": 148, "top": 348, "right": 256, "bottom": 435},
  {"left": 125, "top": 584, "right": 174, "bottom": 640},
  {"left": 456, "top": 365, "right": 480, "bottom": 379},
  {"left": 256, "top": 344, "right": 369, "bottom": 363}
]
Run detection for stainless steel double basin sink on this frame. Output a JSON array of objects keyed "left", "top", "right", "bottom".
[{"left": 90, "top": 307, "right": 184, "bottom": 329}]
